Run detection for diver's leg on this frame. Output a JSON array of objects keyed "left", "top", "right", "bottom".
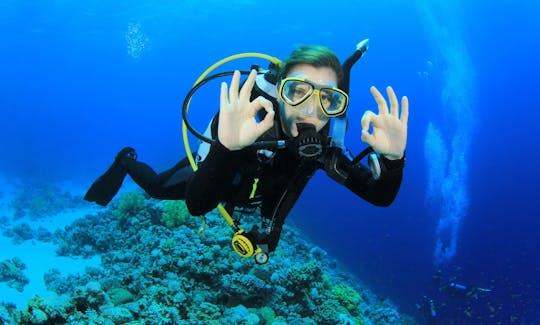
[{"left": 123, "top": 156, "right": 193, "bottom": 200}]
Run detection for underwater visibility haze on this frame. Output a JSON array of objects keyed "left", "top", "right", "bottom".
[{"left": 0, "top": 0, "right": 539, "bottom": 323}]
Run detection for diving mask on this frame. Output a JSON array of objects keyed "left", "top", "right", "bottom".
[{"left": 279, "top": 77, "right": 349, "bottom": 117}]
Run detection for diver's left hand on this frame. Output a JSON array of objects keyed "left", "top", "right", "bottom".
[{"left": 360, "top": 86, "right": 408, "bottom": 160}]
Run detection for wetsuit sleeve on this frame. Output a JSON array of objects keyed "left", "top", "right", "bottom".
[
  {"left": 327, "top": 151, "right": 405, "bottom": 206},
  {"left": 185, "top": 115, "right": 244, "bottom": 216}
]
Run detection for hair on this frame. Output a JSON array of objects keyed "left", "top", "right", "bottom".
[{"left": 278, "top": 45, "right": 343, "bottom": 82}]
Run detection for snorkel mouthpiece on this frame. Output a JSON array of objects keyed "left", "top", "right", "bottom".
[{"left": 293, "top": 123, "right": 324, "bottom": 162}]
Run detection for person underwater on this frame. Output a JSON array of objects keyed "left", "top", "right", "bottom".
[{"left": 84, "top": 44, "right": 409, "bottom": 263}]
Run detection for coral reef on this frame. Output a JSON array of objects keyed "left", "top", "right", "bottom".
[
  {"left": 10, "top": 183, "right": 87, "bottom": 220},
  {"left": 111, "top": 191, "right": 146, "bottom": 224},
  {"left": 159, "top": 200, "right": 190, "bottom": 228},
  {"left": 0, "top": 257, "right": 29, "bottom": 292},
  {"left": 3, "top": 222, "right": 53, "bottom": 244},
  {"left": 0, "top": 194, "right": 414, "bottom": 324},
  {"left": 54, "top": 213, "right": 120, "bottom": 257},
  {"left": 0, "top": 215, "right": 9, "bottom": 228},
  {"left": 2, "top": 222, "right": 33, "bottom": 243}
]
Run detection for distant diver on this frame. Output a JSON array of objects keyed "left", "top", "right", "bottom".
[
  {"left": 417, "top": 269, "right": 493, "bottom": 323},
  {"left": 85, "top": 42, "right": 409, "bottom": 264}
]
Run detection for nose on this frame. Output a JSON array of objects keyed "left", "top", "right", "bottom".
[{"left": 303, "top": 91, "right": 320, "bottom": 116}]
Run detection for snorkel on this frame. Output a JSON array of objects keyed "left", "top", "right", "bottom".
[{"left": 331, "top": 38, "right": 369, "bottom": 150}]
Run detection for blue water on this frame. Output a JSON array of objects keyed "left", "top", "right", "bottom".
[{"left": 1, "top": 0, "right": 539, "bottom": 323}]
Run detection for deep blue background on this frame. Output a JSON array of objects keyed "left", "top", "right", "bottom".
[{"left": 1, "top": 0, "right": 539, "bottom": 323}]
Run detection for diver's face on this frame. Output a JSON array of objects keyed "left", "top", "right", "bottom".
[{"left": 278, "top": 64, "right": 338, "bottom": 137}]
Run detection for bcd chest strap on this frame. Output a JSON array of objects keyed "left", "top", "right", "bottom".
[{"left": 261, "top": 163, "right": 318, "bottom": 252}]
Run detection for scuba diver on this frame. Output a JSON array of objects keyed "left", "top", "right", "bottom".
[
  {"left": 433, "top": 269, "right": 492, "bottom": 299},
  {"left": 416, "top": 269, "right": 493, "bottom": 324},
  {"left": 85, "top": 43, "right": 409, "bottom": 264},
  {"left": 416, "top": 295, "right": 437, "bottom": 325}
]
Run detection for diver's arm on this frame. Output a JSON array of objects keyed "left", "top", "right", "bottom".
[
  {"left": 325, "top": 150, "right": 404, "bottom": 206},
  {"left": 346, "top": 154, "right": 404, "bottom": 206},
  {"left": 335, "top": 85, "right": 407, "bottom": 205}
]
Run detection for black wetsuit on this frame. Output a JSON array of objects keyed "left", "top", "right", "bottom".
[
  {"left": 121, "top": 156, "right": 193, "bottom": 200},
  {"left": 105, "top": 114, "right": 404, "bottom": 251}
]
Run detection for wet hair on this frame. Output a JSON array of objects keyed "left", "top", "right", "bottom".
[{"left": 278, "top": 45, "right": 343, "bottom": 82}]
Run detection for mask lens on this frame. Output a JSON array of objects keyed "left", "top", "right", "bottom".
[
  {"left": 320, "top": 88, "right": 347, "bottom": 116},
  {"left": 282, "top": 80, "right": 313, "bottom": 106}
]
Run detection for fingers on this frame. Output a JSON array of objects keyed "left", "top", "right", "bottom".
[
  {"left": 372, "top": 85, "right": 409, "bottom": 124},
  {"left": 220, "top": 82, "right": 228, "bottom": 109},
  {"left": 401, "top": 96, "right": 409, "bottom": 125},
  {"left": 361, "top": 129, "right": 375, "bottom": 146},
  {"left": 227, "top": 69, "right": 257, "bottom": 105},
  {"left": 363, "top": 86, "right": 408, "bottom": 148},
  {"left": 361, "top": 110, "right": 376, "bottom": 132},
  {"left": 250, "top": 96, "right": 273, "bottom": 116},
  {"left": 370, "top": 86, "right": 389, "bottom": 115},
  {"left": 250, "top": 96, "right": 275, "bottom": 134},
  {"left": 258, "top": 109, "right": 275, "bottom": 132},
  {"left": 239, "top": 69, "right": 257, "bottom": 100},
  {"left": 361, "top": 110, "right": 380, "bottom": 146},
  {"left": 387, "top": 86, "right": 398, "bottom": 117},
  {"left": 229, "top": 70, "right": 240, "bottom": 103}
]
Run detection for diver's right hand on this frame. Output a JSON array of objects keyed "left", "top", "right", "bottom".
[{"left": 218, "top": 69, "right": 275, "bottom": 151}]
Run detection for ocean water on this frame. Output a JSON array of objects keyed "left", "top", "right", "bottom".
[{"left": 0, "top": 0, "right": 539, "bottom": 323}]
